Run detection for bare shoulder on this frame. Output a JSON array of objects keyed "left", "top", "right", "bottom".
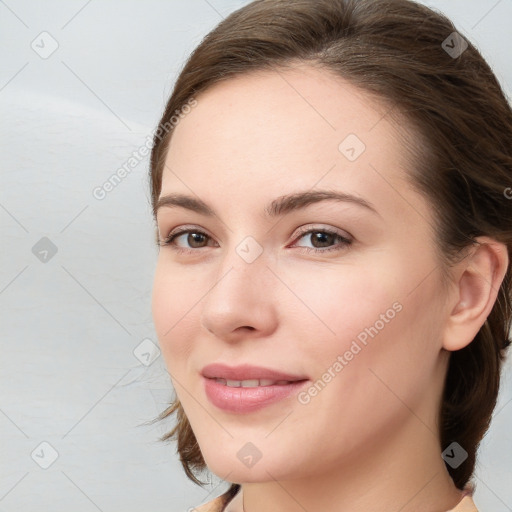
[{"left": 192, "top": 496, "right": 225, "bottom": 512}]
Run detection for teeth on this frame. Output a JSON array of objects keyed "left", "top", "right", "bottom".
[
  {"left": 241, "top": 379, "right": 259, "bottom": 387},
  {"left": 214, "top": 378, "right": 291, "bottom": 387}
]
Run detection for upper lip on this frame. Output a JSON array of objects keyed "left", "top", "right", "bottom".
[{"left": 201, "top": 363, "right": 308, "bottom": 382}]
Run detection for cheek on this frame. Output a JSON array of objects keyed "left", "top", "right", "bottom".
[
  {"left": 288, "top": 254, "right": 442, "bottom": 396},
  {"left": 151, "top": 262, "right": 199, "bottom": 368},
  {"left": 290, "top": 300, "right": 439, "bottom": 467},
  {"left": 280, "top": 260, "right": 401, "bottom": 354}
]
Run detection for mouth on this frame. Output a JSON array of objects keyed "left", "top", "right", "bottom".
[
  {"left": 212, "top": 378, "right": 300, "bottom": 387},
  {"left": 201, "top": 363, "right": 309, "bottom": 413},
  {"left": 201, "top": 362, "right": 308, "bottom": 382}
]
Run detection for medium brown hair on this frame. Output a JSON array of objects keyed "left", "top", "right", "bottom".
[{"left": 148, "top": 0, "right": 512, "bottom": 502}]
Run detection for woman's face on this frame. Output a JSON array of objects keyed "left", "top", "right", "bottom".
[{"left": 152, "top": 64, "right": 451, "bottom": 483}]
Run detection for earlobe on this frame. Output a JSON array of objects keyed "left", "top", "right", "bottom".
[{"left": 442, "top": 237, "right": 509, "bottom": 352}]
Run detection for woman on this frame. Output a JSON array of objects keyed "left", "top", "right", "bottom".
[{"left": 149, "top": 0, "right": 512, "bottom": 510}]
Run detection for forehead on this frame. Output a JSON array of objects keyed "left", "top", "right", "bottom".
[{"left": 161, "top": 64, "right": 429, "bottom": 224}]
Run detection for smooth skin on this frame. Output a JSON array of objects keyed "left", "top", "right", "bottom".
[{"left": 151, "top": 63, "right": 508, "bottom": 512}]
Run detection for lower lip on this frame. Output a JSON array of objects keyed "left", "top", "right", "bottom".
[{"left": 203, "top": 377, "right": 309, "bottom": 413}]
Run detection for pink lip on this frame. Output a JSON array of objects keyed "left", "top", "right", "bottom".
[{"left": 201, "top": 363, "right": 309, "bottom": 413}]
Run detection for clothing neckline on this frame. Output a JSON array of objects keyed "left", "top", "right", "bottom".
[{"left": 218, "top": 486, "right": 476, "bottom": 512}]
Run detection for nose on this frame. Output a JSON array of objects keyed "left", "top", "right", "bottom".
[{"left": 200, "top": 242, "right": 278, "bottom": 342}]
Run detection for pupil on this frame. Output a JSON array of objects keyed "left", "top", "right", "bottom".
[
  {"left": 313, "top": 232, "right": 332, "bottom": 247},
  {"left": 189, "top": 233, "right": 205, "bottom": 248}
]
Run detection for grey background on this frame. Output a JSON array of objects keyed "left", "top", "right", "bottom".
[{"left": 0, "top": 1, "right": 511, "bottom": 511}]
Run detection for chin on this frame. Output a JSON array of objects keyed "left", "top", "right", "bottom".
[
  {"left": 206, "top": 459, "right": 281, "bottom": 483},
  {"left": 200, "top": 442, "right": 303, "bottom": 484}
]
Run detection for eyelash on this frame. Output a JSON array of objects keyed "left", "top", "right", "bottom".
[{"left": 158, "top": 226, "right": 352, "bottom": 255}]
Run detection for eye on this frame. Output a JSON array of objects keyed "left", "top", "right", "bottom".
[
  {"left": 158, "top": 226, "right": 216, "bottom": 254},
  {"left": 158, "top": 225, "right": 352, "bottom": 255},
  {"left": 289, "top": 227, "right": 352, "bottom": 254}
]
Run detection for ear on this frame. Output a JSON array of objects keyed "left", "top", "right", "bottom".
[{"left": 442, "top": 236, "right": 509, "bottom": 352}]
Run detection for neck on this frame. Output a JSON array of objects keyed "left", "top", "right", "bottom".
[{"left": 229, "top": 414, "right": 464, "bottom": 512}]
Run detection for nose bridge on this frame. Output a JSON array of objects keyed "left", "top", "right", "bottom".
[
  {"left": 211, "top": 234, "right": 269, "bottom": 300},
  {"left": 200, "top": 234, "right": 276, "bottom": 334}
]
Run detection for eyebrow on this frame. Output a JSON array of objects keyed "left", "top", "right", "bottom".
[{"left": 154, "top": 190, "right": 380, "bottom": 219}]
